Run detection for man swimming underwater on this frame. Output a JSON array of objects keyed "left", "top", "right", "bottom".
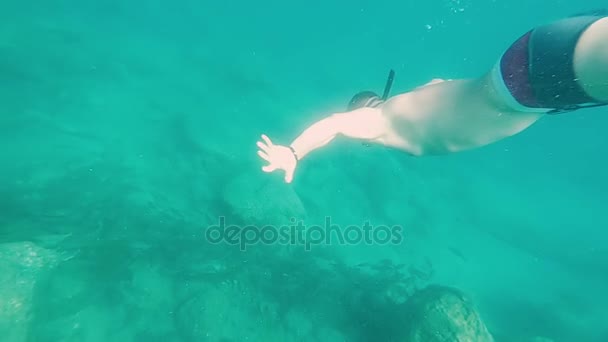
[{"left": 257, "top": 12, "right": 608, "bottom": 183}]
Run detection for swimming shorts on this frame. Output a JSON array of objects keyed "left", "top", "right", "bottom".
[{"left": 491, "top": 14, "right": 608, "bottom": 114}]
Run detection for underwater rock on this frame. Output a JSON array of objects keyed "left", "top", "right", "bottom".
[
  {"left": 174, "top": 280, "right": 306, "bottom": 341},
  {"left": 403, "top": 285, "right": 494, "bottom": 342},
  {"left": 0, "top": 241, "right": 59, "bottom": 342},
  {"left": 175, "top": 279, "right": 347, "bottom": 342},
  {"left": 222, "top": 172, "right": 306, "bottom": 226}
]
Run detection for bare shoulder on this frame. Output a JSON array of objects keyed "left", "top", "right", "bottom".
[
  {"left": 426, "top": 78, "right": 449, "bottom": 85},
  {"left": 415, "top": 78, "right": 455, "bottom": 89}
]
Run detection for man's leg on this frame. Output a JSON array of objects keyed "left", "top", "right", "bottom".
[
  {"left": 491, "top": 14, "right": 608, "bottom": 113},
  {"left": 574, "top": 17, "right": 608, "bottom": 102}
]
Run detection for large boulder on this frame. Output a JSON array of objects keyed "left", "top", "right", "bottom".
[
  {"left": 222, "top": 172, "right": 306, "bottom": 226},
  {"left": 404, "top": 285, "right": 494, "bottom": 342}
]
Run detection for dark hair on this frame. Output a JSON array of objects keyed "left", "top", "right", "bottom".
[{"left": 347, "top": 91, "right": 382, "bottom": 111}]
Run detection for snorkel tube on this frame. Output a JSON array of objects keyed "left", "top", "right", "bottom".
[
  {"left": 381, "top": 69, "right": 395, "bottom": 101},
  {"left": 347, "top": 69, "right": 396, "bottom": 111}
]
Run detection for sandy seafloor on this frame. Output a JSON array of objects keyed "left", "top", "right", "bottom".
[{"left": 1, "top": 1, "right": 607, "bottom": 341}]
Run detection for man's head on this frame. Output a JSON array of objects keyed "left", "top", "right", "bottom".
[
  {"left": 346, "top": 69, "right": 395, "bottom": 111},
  {"left": 347, "top": 91, "right": 384, "bottom": 111}
]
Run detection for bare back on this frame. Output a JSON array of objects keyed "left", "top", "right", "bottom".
[{"left": 379, "top": 77, "right": 544, "bottom": 155}]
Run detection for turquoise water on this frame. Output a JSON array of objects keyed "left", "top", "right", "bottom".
[{"left": 1, "top": 0, "right": 607, "bottom": 341}]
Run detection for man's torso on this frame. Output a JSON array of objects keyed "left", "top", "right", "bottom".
[{"left": 379, "top": 77, "right": 543, "bottom": 155}]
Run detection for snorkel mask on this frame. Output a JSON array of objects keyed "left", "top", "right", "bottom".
[{"left": 347, "top": 69, "right": 395, "bottom": 111}]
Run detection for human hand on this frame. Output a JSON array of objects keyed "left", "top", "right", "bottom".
[{"left": 256, "top": 134, "right": 297, "bottom": 183}]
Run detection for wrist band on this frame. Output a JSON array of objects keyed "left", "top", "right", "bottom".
[{"left": 288, "top": 146, "right": 299, "bottom": 161}]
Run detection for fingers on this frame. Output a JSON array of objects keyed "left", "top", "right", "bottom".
[
  {"left": 260, "top": 134, "right": 273, "bottom": 147},
  {"left": 258, "top": 135, "right": 274, "bottom": 173},
  {"left": 256, "top": 141, "right": 270, "bottom": 154},
  {"left": 285, "top": 168, "right": 294, "bottom": 183},
  {"left": 262, "top": 165, "right": 276, "bottom": 173},
  {"left": 257, "top": 150, "right": 270, "bottom": 162},
  {"left": 258, "top": 134, "right": 289, "bottom": 179}
]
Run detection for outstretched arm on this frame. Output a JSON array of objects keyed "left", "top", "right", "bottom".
[
  {"left": 257, "top": 107, "right": 389, "bottom": 183},
  {"left": 291, "top": 107, "right": 388, "bottom": 160}
]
